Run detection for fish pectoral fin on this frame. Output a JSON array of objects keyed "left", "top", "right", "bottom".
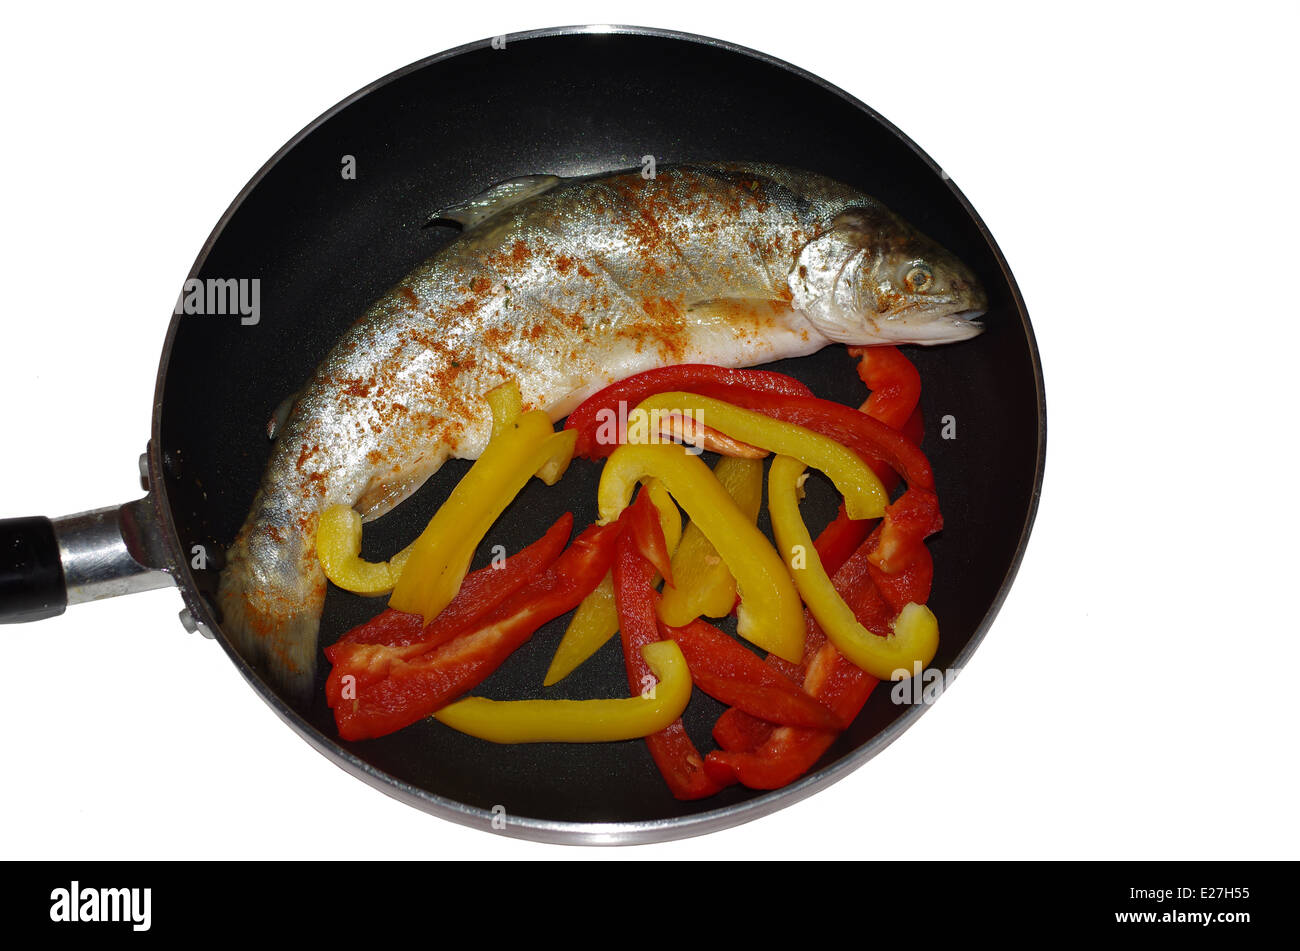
[
  {"left": 427, "top": 175, "right": 563, "bottom": 230},
  {"left": 684, "top": 297, "right": 795, "bottom": 327},
  {"left": 355, "top": 469, "right": 438, "bottom": 523}
]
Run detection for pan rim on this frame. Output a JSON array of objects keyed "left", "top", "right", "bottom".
[{"left": 149, "top": 23, "right": 1047, "bottom": 846}]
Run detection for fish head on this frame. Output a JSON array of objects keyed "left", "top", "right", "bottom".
[{"left": 789, "top": 204, "right": 987, "bottom": 345}]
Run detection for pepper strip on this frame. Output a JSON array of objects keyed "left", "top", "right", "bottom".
[
  {"left": 325, "top": 513, "right": 574, "bottom": 690},
  {"left": 316, "top": 504, "right": 413, "bottom": 595},
  {"left": 710, "top": 492, "right": 928, "bottom": 752},
  {"left": 704, "top": 534, "right": 933, "bottom": 788},
  {"left": 598, "top": 443, "right": 804, "bottom": 664},
  {"left": 388, "top": 410, "right": 576, "bottom": 624},
  {"left": 712, "top": 348, "right": 927, "bottom": 751},
  {"left": 657, "top": 456, "right": 763, "bottom": 628},
  {"left": 613, "top": 496, "right": 723, "bottom": 800},
  {"left": 486, "top": 378, "right": 524, "bottom": 437},
  {"left": 661, "top": 618, "right": 843, "bottom": 731},
  {"left": 813, "top": 504, "right": 873, "bottom": 581},
  {"left": 317, "top": 379, "right": 558, "bottom": 598},
  {"left": 565, "top": 364, "right": 813, "bottom": 459},
  {"left": 633, "top": 392, "right": 889, "bottom": 520},
  {"left": 709, "top": 390, "right": 940, "bottom": 573},
  {"left": 432, "top": 641, "right": 690, "bottom": 743},
  {"left": 544, "top": 577, "right": 616, "bottom": 686},
  {"left": 718, "top": 390, "right": 934, "bottom": 492},
  {"left": 849, "top": 345, "right": 922, "bottom": 432},
  {"left": 850, "top": 346, "right": 923, "bottom": 493},
  {"left": 769, "top": 454, "right": 938, "bottom": 679},
  {"left": 704, "top": 348, "right": 917, "bottom": 602},
  {"left": 329, "top": 521, "right": 620, "bottom": 741},
  {"left": 542, "top": 482, "right": 680, "bottom": 686},
  {"left": 563, "top": 361, "right": 933, "bottom": 490}
]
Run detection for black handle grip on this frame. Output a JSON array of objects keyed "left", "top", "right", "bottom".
[{"left": 0, "top": 516, "right": 67, "bottom": 623}]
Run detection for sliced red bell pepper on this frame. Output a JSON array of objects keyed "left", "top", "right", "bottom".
[
  {"left": 711, "top": 347, "right": 938, "bottom": 762},
  {"left": 612, "top": 492, "right": 722, "bottom": 800},
  {"left": 711, "top": 699, "right": 784, "bottom": 755},
  {"left": 710, "top": 386, "right": 939, "bottom": 575},
  {"left": 712, "top": 501, "right": 875, "bottom": 751},
  {"left": 862, "top": 404, "right": 924, "bottom": 493},
  {"left": 871, "top": 486, "right": 943, "bottom": 574},
  {"left": 719, "top": 390, "right": 934, "bottom": 492},
  {"left": 705, "top": 531, "right": 935, "bottom": 787},
  {"left": 565, "top": 365, "right": 813, "bottom": 459},
  {"left": 900, "top": 404, "right": 925, "bottom": 450},
  {"left": 704, "top": 642, "right": 878, "bottom": 789},
  {"left": 661, "top": 618, "right": 843, "bottom": 732},
  {"left": 327, "top": 520, "right": 621, "bottom": 741},
  {"left": 722, "top": 498, "right": 870, "bottom": 671},
  {"left": 627, "top": 386, "right": 935, "bottom": 568},
  {"left": 710, "top": 614, "right": 831, "bottom": 754},
  {"left": 328, "top": 608, "right": 430, "bottom": 654},
  {"left": 710, "top": 508, "right": 938, "bottom": 754},
  {"left": 868, "top": 533, "right": 935, "bottom": 615},
  {"left": 621, "top": 485, "right": 676, "bottom": 585},
  {"left": 704, "top": 542, "right": 884, "bottom": 785},
  {"left": 848, "top": 345, "right": 922, "bottom": 432},
  {"left": 327, "top": 512, "right": 574, "bottom": 655},
  {"left": 814, "top": 503, "right": 873, "bottom": 580},
  {"left": 565, "top": 357, "right": 931, "bottom": 488},
  {"left": 710, "top": 609, "right": 835, "bottom": 756},
  {"left": 848, "top": 345, "right": 924, "bottom": 490}
]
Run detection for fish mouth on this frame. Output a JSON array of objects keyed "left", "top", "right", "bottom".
[
  {"left": 944, "top": 311, "right": 985, "bottom": 342},
  {"left": 912, "top": 313, "right": 984, "bottom": 344},
  {"left": 869, "top": 304, "right": 986, "bottom": 345},
  {"left": 943, "top": 307, "right": 986, "bottom": 340}
]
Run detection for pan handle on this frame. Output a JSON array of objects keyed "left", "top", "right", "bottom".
[{"left": 0, "top": 497, "right": 174, "bottom": 623}]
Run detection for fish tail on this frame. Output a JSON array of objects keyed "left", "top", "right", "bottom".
[{"left": 216, "top": 509, "right": 326, "bottom": 704}]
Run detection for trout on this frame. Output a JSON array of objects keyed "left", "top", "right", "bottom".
[{"left": 217, "top": 162, "right": 986, "bottom": 697}]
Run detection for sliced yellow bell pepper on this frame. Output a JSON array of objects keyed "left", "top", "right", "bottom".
[
  {"left": 388, "top": 410, "right": 576, "bottom": 624},
  {"left": 486, "top": 378, "right": 524, "bottom": 436},
  {"left": 544, "top": 575, "right": 617, "bottom": 686},
  {"left": 433, "top": 641, "right": 690, "bottom": 743},
  {"left": 316, "top": 505, "right": 414, "bottom": 596},
  {"left": 542, "top": 480, "right": 680, "bottom": 686},
  {"left": 657, "top": 455, "right": 763, "bottom": 627},
  {"left": 485, "top": 377, "right": 570, "bottom": 485},
  {"left": 633, "top": 392, "right": 889, "bottom": 520},
  {"left": 597, "top": 443, "right": 804, "bottom": 664},
  {"left": 318, "top": 379, "right": 563, "bottom": 600},
  {"left": 768, "top": 454, "right": 938, "bottom": 679}
]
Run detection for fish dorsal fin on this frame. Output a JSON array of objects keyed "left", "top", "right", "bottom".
[
  {"left": 266, "top": 387, "right": 302, "bottom": 440},
  {"left": 428, "top": 175, "right": 563, "bottom": 230}
]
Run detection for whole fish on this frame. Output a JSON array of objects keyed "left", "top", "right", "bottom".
[{"left": 217, "top": 162, "right": 987, "bottom": 698}]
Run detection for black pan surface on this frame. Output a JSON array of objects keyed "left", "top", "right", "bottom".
[{"left": 154, "top": 27, "right": 1043, "bottom": 838}]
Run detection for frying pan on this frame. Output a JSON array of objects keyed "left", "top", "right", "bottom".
[{"left": 0, "top": 25, "right": 1045, "bottom": 844}]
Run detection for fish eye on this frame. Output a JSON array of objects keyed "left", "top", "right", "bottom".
[{"left": 905, "top": 263, "right": 934, "bottom": 293}]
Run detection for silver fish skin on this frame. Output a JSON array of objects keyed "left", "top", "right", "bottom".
[{"left": 216, "top": 162, "right": 986, "bottom": 697}]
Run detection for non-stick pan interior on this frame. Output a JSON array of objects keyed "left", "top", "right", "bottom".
[{"left": 156, "top": 29, "right": 1042, "bottom": 829}]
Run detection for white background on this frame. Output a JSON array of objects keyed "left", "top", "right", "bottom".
[{"left": 1, "top": 2, "right": 1295, "bottom": 860}]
